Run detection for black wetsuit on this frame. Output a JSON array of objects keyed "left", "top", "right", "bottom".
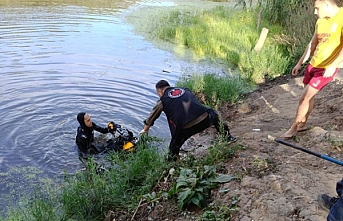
[{"left": 75, "top": 113, "right": 110, "bottom": 154}]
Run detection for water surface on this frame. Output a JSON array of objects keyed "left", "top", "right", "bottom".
[{"left": 0, "top": 0, "right": 228, "bottom": 214}]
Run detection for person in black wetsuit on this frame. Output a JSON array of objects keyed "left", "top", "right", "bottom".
[
  {"left": 75, "top": 112, "right": 117, "bottom": 158},
  {"left": 140, "top": 80, "right": 236, "bottom": 161}
]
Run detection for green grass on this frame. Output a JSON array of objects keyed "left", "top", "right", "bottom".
[
  {"left": 177, "top": 73, "right": 254, "bottom": 107},
  {"left": 1, "top": 2, "right": 301, "bottom": 220},
  {"left": 128, "top": 5, "right": 290, "bottom": 84},
  {"left": 1, "top": 134, "right": 246, "bottom": 221},
  {"left": 2, "top": 141, "right": 169, "bottom": 221},
  {"left": 61, "top": 145, "right": 169, "bottom": 220}
]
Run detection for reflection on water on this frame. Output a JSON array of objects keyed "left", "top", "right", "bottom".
[{"left": 0, "top": 0, "right": 228, "bottom": 215}]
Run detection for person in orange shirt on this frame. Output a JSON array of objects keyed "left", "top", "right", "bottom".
[{"left": 281, "top": 0, "right": 343, "bottom": 138}]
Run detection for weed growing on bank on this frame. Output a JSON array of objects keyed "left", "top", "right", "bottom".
[
  {"left": 128, "top": 5, "right": 289, "bottom": 83},
  {"left": 164, "top": 138, "right": 244, "bottom": 219},
  {"left": 2, "top": 139, "right": 169, "bottom": 221},
  {"left": 61, "top": 146, "right": 168, "bottom": 220},
  {"left": 177, "top": 73, "right": 254, "bottom": 106},
  {"left": 2, "top": 135, "right": 244, "bottom": 221}
]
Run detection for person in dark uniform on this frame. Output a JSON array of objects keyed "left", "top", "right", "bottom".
[
  {"left": 140, "top": 80, "right": 236, "bottom": 161},
  {"left": 75, "top": 112, "right": 117, "bottom": 158},
  {"left": 318, "top": 178, "right": 343, "bottom": 221}
]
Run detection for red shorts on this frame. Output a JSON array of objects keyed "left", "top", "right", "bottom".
[{"left": 303, "top": 64, "right": 339, "bottom": 90}]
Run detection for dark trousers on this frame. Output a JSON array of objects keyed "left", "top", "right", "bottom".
[
  {"left": 169, "top": 109, "right": 230, "bottom": 157},
  {"left": 328, "top": 178, "right": 343, "bottom": 221}
]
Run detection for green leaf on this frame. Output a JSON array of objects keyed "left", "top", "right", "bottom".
[
  {"left": 178, "top": 188, "right": 194, "bottom": 204},
  {"left": 195, "top": 187, "right": 204, "bottom": 193},
  {"left": 191, "top": 196, "right": 201, "bottom": 208},
  {"left": 168, "top": 183, "right": 177, "bottom": 196},
  {"left": 213, "top": 174, "right": 236, "bottom": 183},
  {"left": 191, "top": 192, "right": 205, "bottom": 208},
  {"left": 178, "top": 188, "right": 194, "bottom": 210},
  {"left": 176, "top": 180, "right": 189, "bottom": 189}
]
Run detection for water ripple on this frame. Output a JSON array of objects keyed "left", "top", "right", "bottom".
[{"left": 0, "top": 0, "right": 228, "bottom": 200}]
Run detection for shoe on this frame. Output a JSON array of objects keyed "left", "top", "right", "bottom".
[
  {"left": 317, "top": 194, "right": 339, "bottom": 212},
  {"left": 227, "top": 135, "right": 237, "bottom": 144}
]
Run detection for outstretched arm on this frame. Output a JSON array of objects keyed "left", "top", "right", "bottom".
[
  {"left": 93, "top": 122, "right": 110, "bottom": 134},
  {"left": 140, "top": 100, "right": 163, "bottom": 134}
]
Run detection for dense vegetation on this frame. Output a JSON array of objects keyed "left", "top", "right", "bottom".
[{"left": 4, "top": 0, "right": 343, "bottom": 220}]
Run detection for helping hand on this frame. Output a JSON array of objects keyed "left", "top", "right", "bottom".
[{"left": 139, "top": 129, "right": 148, "bottom": 135}]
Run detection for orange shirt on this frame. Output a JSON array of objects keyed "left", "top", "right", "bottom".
[{"left": 310, "top": 8, "right": 343, "bottom": 68}]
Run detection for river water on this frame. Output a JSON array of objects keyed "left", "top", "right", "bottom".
[{"left": 0, "top": 0, "right": 228, "bottom": 215}]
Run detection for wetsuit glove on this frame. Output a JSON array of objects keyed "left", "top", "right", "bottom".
[{"left": 108, "top": 121, "right": 117, "bottom": 133}]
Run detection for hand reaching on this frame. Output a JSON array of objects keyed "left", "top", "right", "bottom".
[{"left": 139, "top": 129, "right": 148, "bottom": 136}]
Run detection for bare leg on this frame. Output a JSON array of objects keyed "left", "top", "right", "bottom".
[
  {"left": 280, "top": 85, "right": 319, "bottom": 138},
  {"left": 297, "top": 96, "right": 314, "bottom": 131}
]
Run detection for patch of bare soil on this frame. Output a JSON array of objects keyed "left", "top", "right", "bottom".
[
  {"left": 215, "top": 72, "right": 343, "bottom": 221},
  {"left": 131, "top": 72, "right": 343, "bottom": 221}
]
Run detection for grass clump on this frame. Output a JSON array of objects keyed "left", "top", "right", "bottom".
[
  {"left": 1, "top": 136, "right": 243, "bottom": 221},
  {"left": 177, "top": 73, "right": 253, "bottom": 107},
  {"left": 2, "top": 141, "right": 168, "bottom": 221},
  {"left": 61, "top": 145, "right": 168, "bottom": 220},
  {"left": 139, "top": 5, "right": 289, "bottom": 83}
]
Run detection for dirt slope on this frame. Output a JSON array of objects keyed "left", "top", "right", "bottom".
[
  {"left": 129, "top": 72, "right": 343, "bottom": 221},
  {"left": 210, "top": 71, "right": 343, "bottom": 221}
]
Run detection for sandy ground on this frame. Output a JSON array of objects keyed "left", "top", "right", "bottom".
[{"left": 185, "top": 70, "right": 343, "bottom": 221}]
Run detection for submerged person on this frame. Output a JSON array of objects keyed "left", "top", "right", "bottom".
[
  {"left": 139, "top": 80, "right": 237, "bottom": 161},
  {"left": 75, "top": 112, "right": 117, "bottom": 158}
]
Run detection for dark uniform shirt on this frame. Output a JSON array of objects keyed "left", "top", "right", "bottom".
[{"left": 144, "top": 87, "right": 209, "bottom": 138}]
